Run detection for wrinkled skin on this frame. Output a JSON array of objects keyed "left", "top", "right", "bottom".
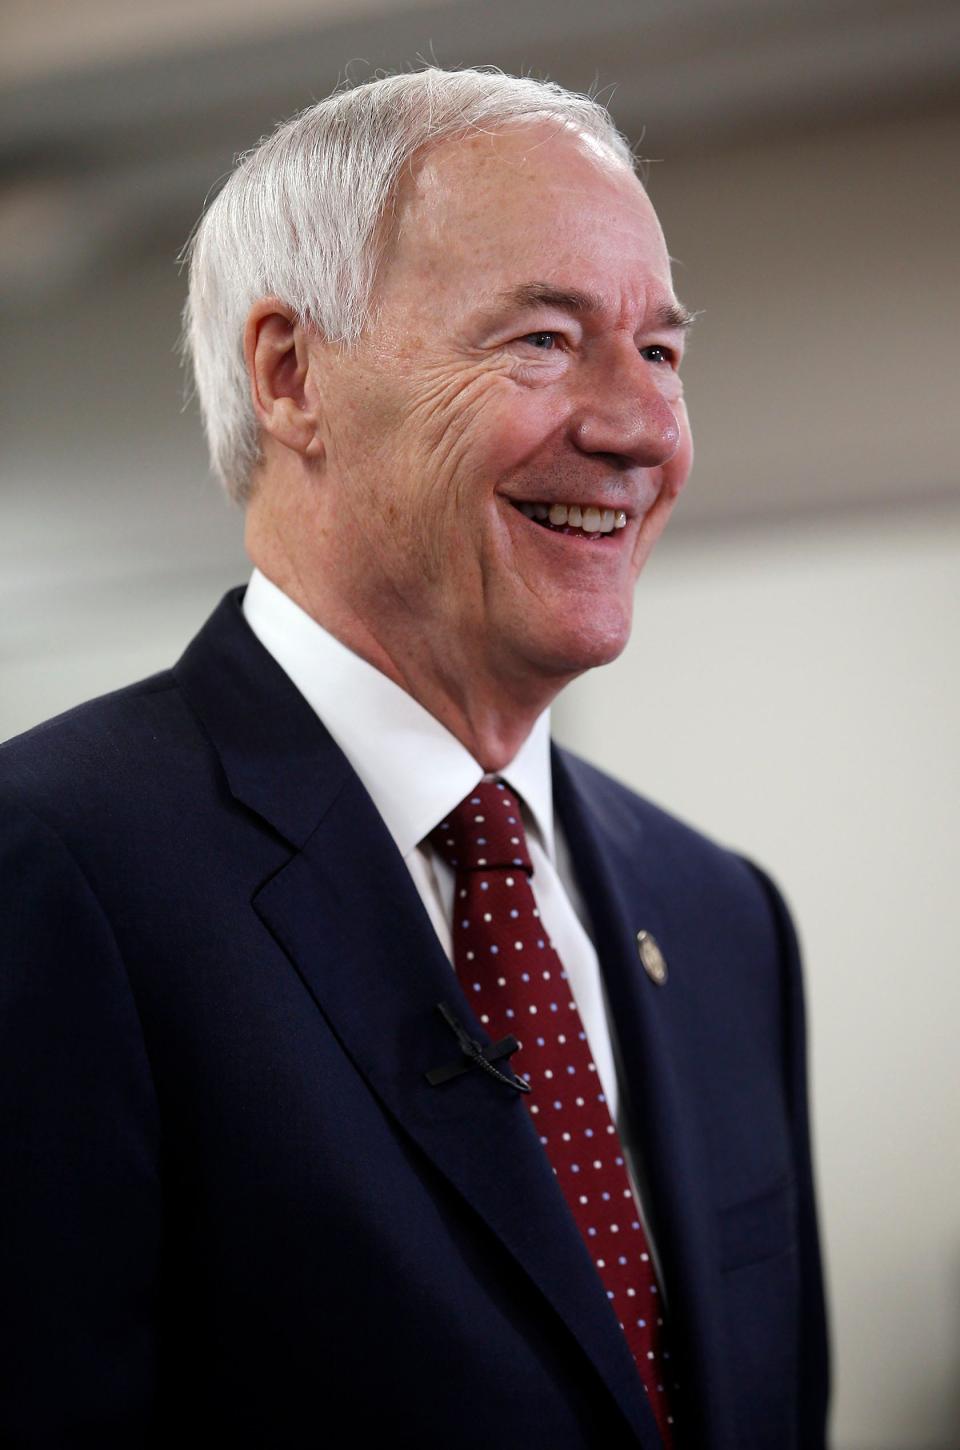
[{"left": 245, "top": 121, "right": 694, "bottom": 768}]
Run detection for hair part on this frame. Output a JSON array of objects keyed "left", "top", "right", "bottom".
[{"left": 180, "top": 66, "right": 635, "bottom": 503}]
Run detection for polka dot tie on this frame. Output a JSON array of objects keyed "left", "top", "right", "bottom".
[{"left": 431, "top": 779, "right": 675, "bottom": 1446}]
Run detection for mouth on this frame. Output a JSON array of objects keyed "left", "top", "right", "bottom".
[{"left": 508, "top": 499, "right": 628, "bottom": 541}]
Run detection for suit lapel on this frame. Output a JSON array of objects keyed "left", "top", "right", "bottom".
[
  {"left": 175, "top": 592, "right": 662, "bottom": 1448},
  {"left": 553, "top": 746, "right": 738, "bottom": 1449}
]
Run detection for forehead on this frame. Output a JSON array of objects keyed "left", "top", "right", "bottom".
[{"left": 383, "top": 121, "right": 673, "bottom": 319}]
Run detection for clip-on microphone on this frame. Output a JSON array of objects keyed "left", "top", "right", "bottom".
[{"left": 425, "top": 1002, "right": 531, "bottom": 1093}]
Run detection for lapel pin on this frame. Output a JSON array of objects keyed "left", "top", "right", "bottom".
[{"left": 636, "top": 930, "right": 668, "bottom": 986}]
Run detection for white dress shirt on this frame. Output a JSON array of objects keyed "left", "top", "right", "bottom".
[{"left": 242, "top": 568, "right": 657, "bottom": 1257}]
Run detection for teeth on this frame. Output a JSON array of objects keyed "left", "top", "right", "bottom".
[{"left": 514, "top": 500, "right": 630, "bottom": 531}]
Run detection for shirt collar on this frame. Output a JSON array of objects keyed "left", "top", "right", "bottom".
[{"left": 242, "top": 568, "right": 556, "bottom": 863}]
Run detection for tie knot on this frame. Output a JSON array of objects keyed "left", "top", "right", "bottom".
[{"left": 431, "top": 779, "right": 532, "bottom": 874}]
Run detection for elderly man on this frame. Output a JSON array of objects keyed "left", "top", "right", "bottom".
[{"left": 0, "top": 69, "right": 828, "bottom": 1449}]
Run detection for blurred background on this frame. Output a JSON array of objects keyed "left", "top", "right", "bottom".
[{"left": 2, "top": 1, "right": 958, "bottom": 1444}]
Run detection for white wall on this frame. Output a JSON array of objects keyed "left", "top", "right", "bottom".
[{"left": 556, "top": 501, "right": 960, "bottom": 1449}]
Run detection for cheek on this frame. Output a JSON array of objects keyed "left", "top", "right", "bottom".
[
  {"left": 458, "top": 386, "right": 570, "bottom": 491},
  {"left": 414, "top": 375, "right": 558, "bottom": 508}
]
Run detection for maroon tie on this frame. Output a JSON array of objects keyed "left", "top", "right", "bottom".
[{"left": 431, "top": 778, "right": 675, "bottom": 1445}]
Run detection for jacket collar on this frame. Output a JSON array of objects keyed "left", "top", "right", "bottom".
[{"left": 174, "top": 587, "right": 347, "bottom": 848}]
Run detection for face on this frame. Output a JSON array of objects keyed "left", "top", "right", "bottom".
[{"left": 303, "top": 121, "right": 693, "bottom": 696}]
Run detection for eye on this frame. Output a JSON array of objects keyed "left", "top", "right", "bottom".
[
  {"left": 520, "top": 331, "right": 560, "bottom": 350},
  {"left": 640, "top": 344, "right": 675, "bottom": 365}
]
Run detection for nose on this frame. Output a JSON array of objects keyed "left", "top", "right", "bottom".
[{"left": 569, "top": 341, "right": 681, "bottom": 468}]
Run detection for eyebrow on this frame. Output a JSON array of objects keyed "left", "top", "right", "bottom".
[{"left": 494, "top": 282, "right": 698, "bottom": 332}]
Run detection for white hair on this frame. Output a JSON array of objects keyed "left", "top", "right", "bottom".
[{"left": 181, "top": 66, "right": 634, "bottom": 503}]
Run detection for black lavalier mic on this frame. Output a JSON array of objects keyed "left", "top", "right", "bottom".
[{"left": 425, "top": 1002, "right": 530, "bottom": 1093}]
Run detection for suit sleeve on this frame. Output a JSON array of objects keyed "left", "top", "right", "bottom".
[
  {"left": 0, "top": 798, "right": 162, "bottom": 1447},
  {"left": 747, "top": 860, "right": 832, "bottom": 1448}
]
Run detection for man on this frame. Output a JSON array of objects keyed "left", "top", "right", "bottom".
[{"left": 0, "top": 68, "right": 828, "bottom": 1448}]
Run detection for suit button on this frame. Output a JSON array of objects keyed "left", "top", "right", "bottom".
[{"left": 636, "top": 930, "right": 668, "bottom": 985}]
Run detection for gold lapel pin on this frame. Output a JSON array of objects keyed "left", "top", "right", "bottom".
[{"left": 636, "top": 930, "right": 668, "bottom": 986}]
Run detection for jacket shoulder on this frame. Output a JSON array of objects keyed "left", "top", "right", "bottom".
[
  {"left": 0, "top": 670, "right": 204, "bottom": 836},
  {"left": 556, "top": 744, "right": 758, "bottom": 883}
]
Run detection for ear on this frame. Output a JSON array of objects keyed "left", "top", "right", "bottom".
[{"left": 243, "top": 298, "right": 325, "bottom": 462}]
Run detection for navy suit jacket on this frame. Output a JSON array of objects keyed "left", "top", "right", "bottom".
[{"left": 0, "top": 588, "right": 829, "bottom": 1448}]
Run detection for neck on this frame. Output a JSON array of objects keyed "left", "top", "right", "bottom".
[{"left": 247, "top": 541, "right": 565, "bottom": 775}]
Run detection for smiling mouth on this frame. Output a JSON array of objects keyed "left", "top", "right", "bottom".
[{"left": 509, "top": 500, "right": 628, "bottom": 539}]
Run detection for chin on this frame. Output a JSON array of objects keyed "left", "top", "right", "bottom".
[{"left": 527, "top": 611, "right": 633, "bottom": 680}]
